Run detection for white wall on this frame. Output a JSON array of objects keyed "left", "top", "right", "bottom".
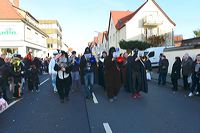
[
  {"left": 108, "top": 17, "right": 117, "bottom": 49},
  {"left": 39, "top": 23, "right": 58, "bottom": 29},
  {"left": 102, "top": 36, "right": 109, "bottom": 52},
  {"left": 25, "top": 24, "right": 46, "bottom": 47},
  {"left": 126, "top": 0, "right": 175, "bottom": 44},
  {"left": 108, "top": 17, "right": 127, "bottom": 52},
  {"left": 0, "top": 21, "right": 24, "bottom": 41},
  {"left": 102, "top": 36, "right": 108, "bottom": 53},
  {"left": 0, "top": 21, "right": 47, "bottom": 57}
]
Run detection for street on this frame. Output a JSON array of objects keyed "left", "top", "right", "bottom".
[{"left": 0, "top": 74, "right": 200, "bottom": 133}]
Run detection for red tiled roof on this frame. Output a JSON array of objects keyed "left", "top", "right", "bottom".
[
  {"left": 0, "top": 0, "right": 22, "bottom": 20},
  {"left": 110, "top": 11, "right": 134, "bottom": 30},
  {"left": 108, "top": 0, "right": 175, "bottom": 32},
  {"left": 115, "top": 1, "right": 148, "bottom": 30}
]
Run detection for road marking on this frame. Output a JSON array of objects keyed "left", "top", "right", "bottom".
[
  {"left": 92, "top": 92, "right": 98, "bottom": 104},
  {"left": 103, "top": 123, "right": 113, "bottom": 133},
  {"left": 39, "top": 78, "right": 49, "bottom": 86},
  {"left": 0, "top": 98, "right": 23, "bottom": 114},
  {"left": 1, "top": 78, "right": 49, "bottom": 114}
]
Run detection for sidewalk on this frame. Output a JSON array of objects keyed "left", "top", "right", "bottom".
[{"left": 151, "top": 72, "right": 184, "bottom": 88}]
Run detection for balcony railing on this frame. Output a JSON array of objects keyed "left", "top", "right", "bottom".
[{"left": 143, "top": 16, "right": 162, "bottom": 27}]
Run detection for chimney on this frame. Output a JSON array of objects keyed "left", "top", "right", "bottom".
[{"left": 9, "top": 0, "right": 19, "bottom": 7}]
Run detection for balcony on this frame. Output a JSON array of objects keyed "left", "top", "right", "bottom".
[{"left": 143, "top": 16, "right": 162, "bottom": 27}]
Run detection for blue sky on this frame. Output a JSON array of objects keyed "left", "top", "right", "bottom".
[{"left": 21, "top": 0, "right": 200, "bottom": 52}]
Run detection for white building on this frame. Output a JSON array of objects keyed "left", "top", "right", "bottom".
[
  {"left": 98, "top": 31, "right": 108, "bottom": 54},
  {"left": 0, "top": 0, "right": 48, "bottom": 57},
  {"left": 102, "top": 31, "right": 109, "bottom": 53},
  {"left": 108, "top": 0, "right": 176, "bottom": 52},
  {"left": 39, "top": 20, "right": 63, "bottom": 57},
  {"left": 90, "top": 31, "right": 108, "bottom": 56}
]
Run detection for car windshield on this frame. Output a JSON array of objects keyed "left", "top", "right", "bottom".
[{"left": 144, "top": 51, "right": 149, "bottom": 56}]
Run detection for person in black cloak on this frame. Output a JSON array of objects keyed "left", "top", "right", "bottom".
[
  {"left": 130, "top": 49, "right": 148, "bottom": 99},
  {"left": 98, "top": 51, "right": 107, "bottom": 90},
  {"left": 104, "top": 47, "right": 121, "bottom": 102},
  {"left": 171, "top": 57, "right": 182, "bottom": 92},
  {"left": 29, "top": 57, "right": 40, "bottom": 92}
]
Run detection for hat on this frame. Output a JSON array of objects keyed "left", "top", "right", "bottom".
[
  {"left": 72, "top": 51, "right": 76, "bottom": 55},
  {"left": 61, "top": 50, "right": 67, "bottom": 55},
  {"left": 13, "top": 54, "right": 22, "bottom": 59},
  {"left": 53, "top": 51, "right": 58, "bottom": 55}
]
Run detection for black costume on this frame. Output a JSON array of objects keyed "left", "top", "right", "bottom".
[
  {"left": 130, "top": 52, "right": 148, "bottom": 95},
  {"left": 54, "top": 53, "right": 72, "bottom": 103}
]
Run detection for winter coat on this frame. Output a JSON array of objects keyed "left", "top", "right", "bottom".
[
  {"left": 171, "top": 60, "right": 181, "bottom": 79},
  {"left": 159, "top": 59, "right": 169, "bottom": 74},
  {"left": 182, "top": 57, "right": 193, "bottom": 76}
]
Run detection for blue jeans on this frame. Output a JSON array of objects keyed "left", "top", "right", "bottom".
[
  {"left": 158, "top": 73, "right": 167, "bottom": 85},
  {"left": 190, "top": 75, "right": 200, "bottom": 93},
  {"left": 51, "top": 74, "right": 57, "bottom": 91},
  {"left": 71, "top": 71, "right": 81, "bottom": 90},
  {"left": 71, "top": 71, "right": 80, "bottom": 80},
  {"left": 84, "top": 72, "right": 94, "bottom": 97},
  {"left": 21, "top": 78, "right": 25, "bottom": 93}
]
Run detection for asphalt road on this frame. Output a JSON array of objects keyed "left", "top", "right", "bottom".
[{"left": 1, "top": 74, "right": 200, "bottom": 133}]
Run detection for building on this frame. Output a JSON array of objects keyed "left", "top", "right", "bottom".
[
  {"left": 90, "top": 36, "right": 98, "bottom": 56},
  {"left": 39, "top": 20, "right": 62, "bottom": 57},
  {"left": 108, "top": 0, "right": 176, "bottom": 51},
  {"left": 174, "top": 35, "right": 183, "bottom": 47},
  {"left": 0, "top": 0, "right": 48, "bottom": 57},
  {"left": 182, "top": 37, "right": 200, "bottom": 46},
  {"left": 102, "top": 31, "right": 108, "bottom": 53},
  {"left": 89, "top": 31, "right": 108, "bottom": 56}
]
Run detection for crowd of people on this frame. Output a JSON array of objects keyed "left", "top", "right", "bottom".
[
  {"left": 157, "top": 53, "right": 200, "bottom": 96},
  {"left": 48, "top": 47, "right": 149, "bottom": 103},
  {"left": 1, "top": 47, "right": 200, "bottom": 106},
  {"left": 0, "top": 50, "right": 51, "bottom": 104}
]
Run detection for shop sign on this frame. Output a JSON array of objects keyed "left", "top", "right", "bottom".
[
  {"left": 0, "top": 25, "right": 23, "bottom": 40},
  {"left": 0, "top": 28, "right": 17, "bottom": 36}
]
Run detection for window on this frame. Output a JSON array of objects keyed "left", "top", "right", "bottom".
[
  {"left": 148, "top": 51, "right": 155, "bottom": 58},
  {"left": 47, "top": 44, "right": 50, "bottom": 48}
]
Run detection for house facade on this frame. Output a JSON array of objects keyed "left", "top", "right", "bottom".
[
  {"left": 0, "top": 0, "right": 48, "bottom": 57},
  {"left": 108, "top": 0, "right": 176, "bottom": 51},
  {"left": 90, "top": 31, "right": 108, "bottom": 57},
  {"left": 102, "top": 31, "right": 108, "bottom": 53},
  {"left": 39, "top": 20, "right": 63, "bottom": 57}
]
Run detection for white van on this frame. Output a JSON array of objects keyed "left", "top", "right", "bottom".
[{"left": 142, "top": 46, "right": 172, "bottom": 67}]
